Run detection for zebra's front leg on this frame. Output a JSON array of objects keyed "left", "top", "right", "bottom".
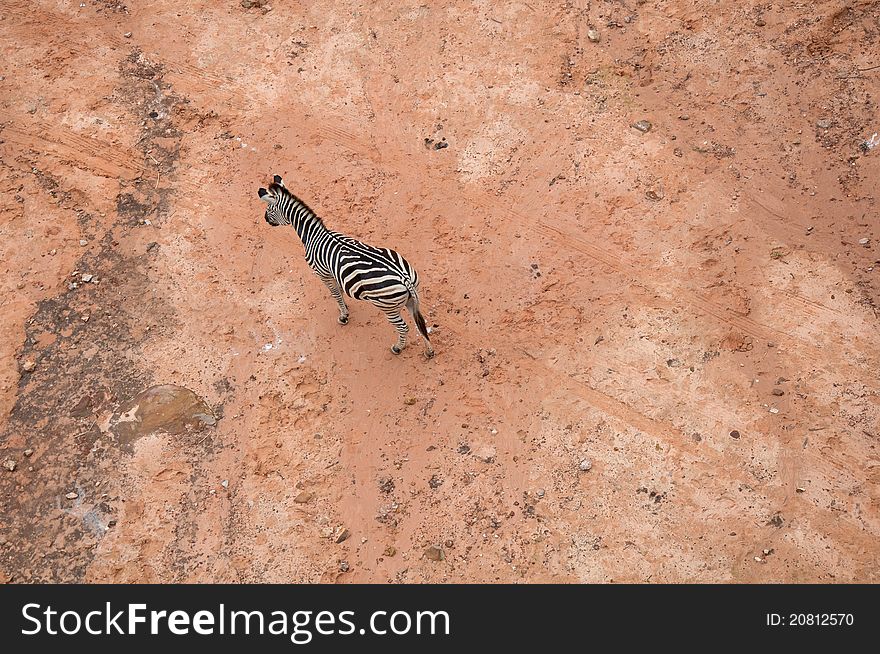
[
  {"left": 318, "top": 274, "right": 349, "bottom": 325},
  {"left": 383, "top": 309, "right": 409, "bottom": 354}
]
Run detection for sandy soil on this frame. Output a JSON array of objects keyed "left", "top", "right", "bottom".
[{"left": 1, "top": 0, "right": 879, "bottom": 583}]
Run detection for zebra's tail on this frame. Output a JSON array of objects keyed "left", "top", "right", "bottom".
[{"left": 406, "top": 287, "right": 431, "bottom": 343}]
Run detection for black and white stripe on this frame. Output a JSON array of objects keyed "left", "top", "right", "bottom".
[{"left": 258, "top": 175, "right": 434, "bottom": 358}]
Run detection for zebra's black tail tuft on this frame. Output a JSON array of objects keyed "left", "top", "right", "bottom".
[
  {"left": 413, "top": 306, "right": 430, "bottom": 341},
  {"left": 407, "top": 292, "right": 431, "bottom": 342}
]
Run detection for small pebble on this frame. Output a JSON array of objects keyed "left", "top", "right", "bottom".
[
  {"left": 383, "top": 546, "right": 397, "bottom": 557},
  {"left": 21, "top": 360, "right": 36, "bottom": 372},
  {"left": 632, "top": 120, "right": 652, "bottom": 133},
  {"left": 81, "top": 274, "right": 93, "bottom": 283},
  {"left": 536, "top": 488, "right": 545, "bottom": 498},
  {"left": 579, "top": 458, "right": 593, "bottom": 472},
  {"left": 587, "top": 28, "right": 600, "bottom": 43},
  {"left": 858, "top": 238, "right": 869, "bottom": 246},
  {"left": 123, "top": 32, "right": 132, "bottom": 38},
  {"left": 294, "top": 491, "right": 314, "bottom": 503},
  {"left": 80, "top": 239, "right": 88, "bottom": 246},
  {"left": 65, "top": 492, "right": 78, "bottom": 500},
  {"left": 730, "top": 430, "right": 741, "bottom": 439},
  {"left": 3, "top": 460, "right": 15, "bottom": 472},
  {"left": 425, "top": 545, "right": 445, "bottom": 561},
  {"left": 816, "top": 118, "right": 832, "bottom": 130},
  {"left": 772, "top": 388, "right": 784, "bottom": 396},
  {"left": 334, "top": 527, "right": 351, "bottom": 544},
  {"left": 220, "top": 479, "right": 229, "bottom": 488},
  {"left": 769, "top": 407, "right": 779, "bottom": 414},
  {"left": 24, "top": 449, "right": 33, "bottom": 457},
  {"left": 339, "top": 561, "right": 350, "bottom": 572}
]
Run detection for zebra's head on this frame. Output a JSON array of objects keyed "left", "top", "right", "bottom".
[{"left": 258, "top": 175, "right": 289, "bottom": 226}]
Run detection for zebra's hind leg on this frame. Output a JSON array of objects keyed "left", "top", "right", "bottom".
[
  {"left": 318, "top": 274, "right": 349, "bottom": 325},
  {"left": 383, "top": 309, "right": 409, "bottom": 354}
]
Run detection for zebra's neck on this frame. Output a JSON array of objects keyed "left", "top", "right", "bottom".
[{"left": 282, "top": 195, "right": 327, "bottom": 246}]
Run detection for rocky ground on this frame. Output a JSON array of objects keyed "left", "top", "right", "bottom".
[{"left": 1, "top": 0, "right": 879, "bottom": 583}]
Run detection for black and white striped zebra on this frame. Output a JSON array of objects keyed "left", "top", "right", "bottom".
[{"left": 258, "top": 175, "right": 434, "bottom": 358}]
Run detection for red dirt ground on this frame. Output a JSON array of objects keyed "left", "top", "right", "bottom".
[{"left": 1, "top": 0, "right": 879, "bottom": 583}]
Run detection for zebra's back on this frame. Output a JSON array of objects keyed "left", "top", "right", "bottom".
[{"left": 317, "top": 232, "right": 418, "bottom": 306}]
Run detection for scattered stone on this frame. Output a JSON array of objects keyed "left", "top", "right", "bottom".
[
  {"left": 334, "top": 526, "right": 351, "bottom": 544},
  {"left": 429, "top": 474, "right": 443, "bottom": 489},
  {"left": 221, "top": 479, "right": 229, "bottom": 488},
  {"left": 795, "top": 486, "right": 806, "bottom": 493},
  {"left": 433, "top": 140, "right": 448, "bottom": 150},
  {"left": 755, "top": 18, "right": 766, "bottom": 27},
  {"left": 339, "top": 560, "right": 350, "bottom": 572},
  {"left": 579, "top": 458, "right": 593, "bottom": 472},
  {"left": 123, "top": 32, "right": 132, "bottom": 38},
  {"left": 294, "top": 491, "right": 314, "bottom": 503},
  {"left": 769, "top": 407, "right": 779, "bottom": 414},
  {"left": 457, "top": 443, "right": 471, "bottom": 455},
  {"left": 816, "top": 118, "right": 832, "bottom": 130},
  {"left": 80, "top": 239, "right": 88, "bottom": 246},
  {"left": 21, "top": 360, "right": 36, "bottom": 372},
  {"left": 65, "top": 492, "right": 78, "bottom": 500},
  {"left": 403, "top": 397, "right": 417, "bottom": 406},
  {"left": 632, "top": 120, "right": 652, "bottom": 133},
  {"left": 24, "top": 449, "right": 33, "bottom": 457},
  {"left": 378, "top": 477, "right": 395, "bottom": 494},
  {"left": 645, "top": 188, "right": 664, "bottom": 201},
  {"left": 587, "top": 28, "right": 600, "bottom": 43},
  {"left": 769, "top": 515, "right": 784, "bottom": 528},
  {"left": 678, "top": 114, "right": 690, "bottom": 121},
  {"left": 146, "top": 242, "right": 159, "bottom": 252},
  {"left": 858, "top": 238, "right": 870, "bottom": 246},
  {"left": 3, "top": 460, "right": 15, "bottom": 472},
  {"left": 666, "top": 358, "right": 681, "bottom": 367},
  {"left": 473, "top": 444, "right": 496, "bottom": 463},
  {"left": 112, "top": 384, "right": 216, "bottom": 448},
  {"left": 729, "top": 430, "right": 741, "bottom": 439},
  {"left": 673, "top": 147, "right": 683, "bottom": 157},
  {"left": 424, "top": 545, "right": 445, "bottom": 561},
  {"left": 383, "top": 546, "right": 397, "bottom": 557},
  {"left": 772, "top": 388, "right": 784, "bottom": 396},
  {"left": 81, "top": 274, "right": 93, "bottom": 283},
  {"left": 82, "top": 315, "right": 90, "bottom": 322},
  {"left": 536, "top": 488, "right": 545, "bottom": 498}
]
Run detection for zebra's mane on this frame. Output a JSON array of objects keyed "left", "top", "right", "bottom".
[{"left": 270, "top": 183, "right": 324, "bottom": 224}]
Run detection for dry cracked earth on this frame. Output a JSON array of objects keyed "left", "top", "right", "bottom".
[{"left": 1, "top": 0, "right": 879, "bottom": 583}]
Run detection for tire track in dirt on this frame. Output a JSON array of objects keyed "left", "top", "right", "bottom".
[{"left": 0, "top": 123, "right": 145, "bottom": 180}]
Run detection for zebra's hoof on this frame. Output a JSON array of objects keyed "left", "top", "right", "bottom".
[
  {"left": 391, "top": 345, "right": 402, "bottom": 355},
  {"left": 338, "top": 315, "right": 349, "bottom": 325}
]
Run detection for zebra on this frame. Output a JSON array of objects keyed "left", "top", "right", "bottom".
[{"left": 258, "top": 175, "right": 434, "bottom": 359}]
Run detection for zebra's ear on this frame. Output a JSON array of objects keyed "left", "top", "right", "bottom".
[
  {"left": 258, "top": 187, "right": 272, "bottom": 202},
  {"left": 273, "top": 175, "right": 285, "bottom": 187}
]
